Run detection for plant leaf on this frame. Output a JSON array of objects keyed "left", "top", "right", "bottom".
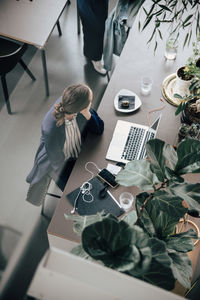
[
  {"left": 116, "top": 159, "right": 158, "bottom": 191},
  {"left": 64, "top": 211, "right": 108, "bottom": 235},
  {"left": 163, "top": 143, "right": 178, "bottom": 169},
  {"left": 158, "top": 4, "right": 171, "bottom": 12},
  {"left": 82, "top": 217, "right": 151, "bottom": 273},
  {"left": 168, "top": 183, "right": 200, "bottom": 213},
  {"left": 82, "top": 217, "right": 134, "bottom": 271},
  {"left": 182, "top": 15, "right": 193, "bottom": 27},
  {"left": 168, "top": 251, "right": 192, "bottom": 289},
  {"left": 166, "top": 229, "right": 197, "bottom": 253},
  {"left": 174, "top": 93, "right": 183, "bottom": 99},
  {"left": 136, "top": 192, "right": 184, "bottom": 239},
  {"left": 122, "top": 210, "right": 137, "bottom": 227},
  {"left": 135, "top": 192, "right": 156, "bottom": 236},
  {"left": 149, "top": 237, "right": 171, "bottom": 267},
  {"left": 175, "top": 139, "right": 200, "bottom": 174},
  {"left": 175, "top": 102, "right": 185, "bottom": 115},
  {"left": 129, "top": 259, "right": 175, "bottom": 290},
  {"left": 146, "top": 139, "right": 166, "bottom": 182},
  {"left": 152, "top": 190, "right": 187, "bottom": 220},
  {"left": 164, "top": 166, "right": 184, "bottom": 183}
]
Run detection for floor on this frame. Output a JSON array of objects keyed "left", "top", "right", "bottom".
[{"left": 0, "top": 1, "right": 115, "bottom": 299}]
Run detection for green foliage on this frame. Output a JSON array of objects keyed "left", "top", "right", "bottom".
[
  {"left": 174, "top": 38, "right": 200, "bottom": 115},
  {"left": 65, "top": 138, "right": 200, "bottom": 292},
  {"left": 140, "top": 0, "right": 200, "bottom": 51},
  {"left": 82, "top": 216, "right": 152, "bottom": 273}
]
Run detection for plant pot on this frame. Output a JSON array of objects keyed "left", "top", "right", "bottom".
[
  {"left": 181, "top": 99, "right": 200, "bottom": 124},
  {"left": 174, "top": 67, "right": 193, "bottom": 97}
]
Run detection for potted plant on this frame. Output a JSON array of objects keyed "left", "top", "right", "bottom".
[
  {"left": 65, "top": 138, "right": 200, "bottom": 293},
  {"left": 174, "top": 38, "right": 200, "bottom": 124}
]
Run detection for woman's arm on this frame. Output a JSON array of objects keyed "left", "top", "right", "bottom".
[{"left": 81, "top": 105, "right": 104, "bottom": 134}]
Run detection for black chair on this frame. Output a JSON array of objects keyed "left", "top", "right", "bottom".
[{"left": 0, "top": 37, "right": 36, "bottom": 114}]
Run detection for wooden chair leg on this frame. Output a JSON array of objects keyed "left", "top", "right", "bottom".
[
  {"left": 56, "top": 20, "right": 62, "bottom": 37},
  {"left": 1, "top": 75, "right": 11, "bottom": 114},
  {"left": 19, "top": 59, "right": 36, "bottom": 81}
]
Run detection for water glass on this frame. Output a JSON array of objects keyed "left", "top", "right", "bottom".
[
  {"left": 119, "top": 192, "right": 134, "bottom": 211},
  {"left": 165, "top": 36, "right": 178, "bottom": 60},
  {"left": 140, "top": 76, "right": 153, "bottom": 95}
]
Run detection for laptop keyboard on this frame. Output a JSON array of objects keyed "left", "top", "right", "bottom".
[
  {"left": 139, "top": 131, "right": 155, "bottom": 160},
  {"left": 121, "top": 126, "right": 146, "bottom": 161}
]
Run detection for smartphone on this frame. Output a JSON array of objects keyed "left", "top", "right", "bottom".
[{"left": 97, "top": 168, "right": 118, "bottom": 188}]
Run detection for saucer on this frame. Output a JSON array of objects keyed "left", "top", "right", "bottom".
[
  {"left": 114, "top": 89, "right": 142, "bottom": 113},
  {"left": 162, "top": 73, "right": 184, "bottom": 107}
]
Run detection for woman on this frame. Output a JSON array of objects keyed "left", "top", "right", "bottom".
[
  {"left": 77, "top": 0, "right": 109, "bottom": 75},
  {"left": 26, "top": 84, "right": 104, "bottom": 192}
]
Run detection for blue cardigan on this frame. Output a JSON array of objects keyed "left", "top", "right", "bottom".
[{"left": 26, "top": 98, "right": 104, "bottom": 186}]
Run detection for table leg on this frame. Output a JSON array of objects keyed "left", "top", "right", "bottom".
[
  {"left": 41, "top": 49, "right": 49, "bottom": 97},
  {"left": 77, "top": 1, "right": 81, "bottom": 35},
  {"left": 56, "top": 20, "right": 62, "bottom": 36}
]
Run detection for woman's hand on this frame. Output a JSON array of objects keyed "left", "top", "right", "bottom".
[{"left": 80, "top": 102, "right": 92, "bottom": 120}]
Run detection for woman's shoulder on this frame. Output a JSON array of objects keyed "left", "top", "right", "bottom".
[{"left": 42, "top": 97, "right": 63, "bottom": 133}]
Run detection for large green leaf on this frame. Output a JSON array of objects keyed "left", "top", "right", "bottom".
[
  {"left": 135, "top": 192, "right": 156, "bottom": 236},
  {"left": 165, "top": 166, "right": 184, "bottom": 183},
  {"left": 131, "top": 225, "right": 152, "bottom": 273},
  {"left": 122, "top": 210, "right": 137, "bottom": 227},
  {"left": 116, "top": 160, "right": 158, "bottom": 191},
  {"left": 136, "top": 192, "right": 178, "bottom": 238},
  {"left": 168, "top": 183, "right": 200, "bottom": 213},
  {"left": 168, "top": 251, "right": 192, "bottom": 289},
  {"left": 129, "top": 259, "right": 175, "bottom": 290},
  {"left": 149, "top": 238, "right": 171, "bottom": 268},
  {"left": 163, "top": 143, "right": 178, "bottom": 169},
  {"left": 82, "top": 217, "right": 134, "bottom": 271},
  {"left": 82, "top": 217, "right": 151, "bottom": 273},
  {"left": 64, "top": 211, "right": 108, "bottom": 235},
  {"left": 175, "top": 139, "right": 200, "bottom": 174},
  {"left": 166, "top": 229, "right": 197, "bottom": 253},
  {"left": 146, "top": 139, "right": 166, "bottom": 182},
  {"left": 152, "top": 190, "right": 187, "bottom": 220}
]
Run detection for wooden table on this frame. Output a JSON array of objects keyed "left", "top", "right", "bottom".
[
  {"left": 47, "top": 7, "right": 200, "bottom": 286},
  {"left": 0, "top": 0, "right": 70, "bottom": 96}
]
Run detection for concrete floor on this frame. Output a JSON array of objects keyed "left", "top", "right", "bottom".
[{"left": 0, "top": 1, "right": 115, "bottom": 299}]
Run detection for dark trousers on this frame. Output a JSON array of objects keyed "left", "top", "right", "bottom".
[{"left": 77, "top": 0, "right": 109, "bottom": 61}]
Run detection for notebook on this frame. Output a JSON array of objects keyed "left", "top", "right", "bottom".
[
  {"left": 67, "top": 177, "right": 124, "bottom": 217},
  {"left": 106, "top": 115, "right": 161, "bottom": 164}
]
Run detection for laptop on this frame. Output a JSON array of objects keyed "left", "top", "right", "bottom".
[{"left": 106, "top": 115, "right": 162, "bottom": 164}]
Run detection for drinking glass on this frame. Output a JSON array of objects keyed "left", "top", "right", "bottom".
[
  {"left": 119, "top": 192, "right": 134, "bottom": 211},
  {"left": 140, "top": 76, "right": 153, "bottom": 95},
  {"left": 165, "top": 36, "right": 178, "bottom": 60}
]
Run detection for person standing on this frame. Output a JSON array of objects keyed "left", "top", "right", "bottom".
[{"left": 77, "top": 0, "right": 109, "bottom": 75}]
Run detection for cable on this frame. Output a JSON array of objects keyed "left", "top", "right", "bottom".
[
  {"left": 84, "top": 161, "right": 101, "bottom": 181},
  {"left": 147, "top": 97, "right": 166, "bottom": 127}
]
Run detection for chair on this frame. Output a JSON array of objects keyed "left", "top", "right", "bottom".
[
  {"left": 0, "top": 37, "right": 36, "bottom": 114},
  {"left": 0, "top": 224, "right": 21, "bottom": 281},
  {"left": 26, "top": 175, "right": 61, "bottom": 219}
]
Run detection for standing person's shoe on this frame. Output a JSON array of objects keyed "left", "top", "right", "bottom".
[{"left": 91, "top": 60, "right": 107, "bottom": 75}]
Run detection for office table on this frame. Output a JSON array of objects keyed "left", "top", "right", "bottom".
[
  {"left": 47, "top": 11, "right": 200, "bottom": 285},
  {"left": 0, "top": 0, "right": 70, "bottom": 96}
]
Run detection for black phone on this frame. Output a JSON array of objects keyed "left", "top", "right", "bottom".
[{"left": 97, "top": 168, "right": 118, "bottom": 188}]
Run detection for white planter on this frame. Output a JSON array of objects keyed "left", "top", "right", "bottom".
[{"left": 174, "top": 67, "right": 192, "bottom": 97}]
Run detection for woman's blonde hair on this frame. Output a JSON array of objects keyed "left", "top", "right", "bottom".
[{"left": 53, "top": 84, "right": 92, "bottom": 126}]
